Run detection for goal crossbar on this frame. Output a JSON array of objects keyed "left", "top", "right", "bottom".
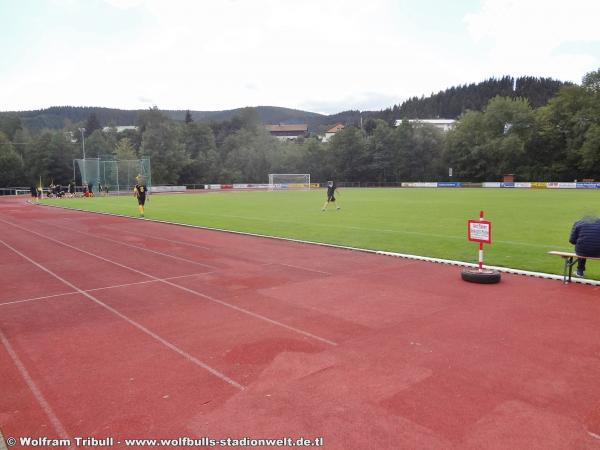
[{"left": 268, "top": 173, "right": 311, "bottom": 190}]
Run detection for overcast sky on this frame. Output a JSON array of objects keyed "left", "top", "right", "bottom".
[{"left": 1, "top": 0, "right": 599, "bottom": 114}]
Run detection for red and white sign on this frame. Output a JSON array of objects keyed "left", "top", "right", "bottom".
[
  {"left": 467, "top": 211, "right": 492, "bottom": 271},
  {"left": 468, "top": 220, "right": 492, "bottom": 244}
]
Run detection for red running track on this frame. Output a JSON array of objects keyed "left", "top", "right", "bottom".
[{"left": 1, "top": 196, "right": 600, "bottom": 449}]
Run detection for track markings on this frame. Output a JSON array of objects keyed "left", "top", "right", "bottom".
[
  {"left": 102, "top": 229, "right": 212, "bottom": 251},
  {"left": 57, "top": 224, "right": 218, "bottom": 270},
  {"left": 0, "top": 291, "right": 77, "bottom": 307},
  {"left": 0, "top": 218, "right": 337, "bottom": 346},
  {"left": 67, "top": 224, "right": 331, "bottom": 276},
  {"left": 0, "top": 328, "right": 75, "bottom": 449},
  {"left": 0, "top": 272, "right": 210, "bottom": 308},
  {"left": 0, "top": 238, "right": 245, "bottom": 390},
  {"left": 274, "top": 262, "right": 331, "bottom": 276}
]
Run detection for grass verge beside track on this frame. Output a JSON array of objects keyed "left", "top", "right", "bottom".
[{"left": 42, "top": 188, "right": 600, "bottom": 279}]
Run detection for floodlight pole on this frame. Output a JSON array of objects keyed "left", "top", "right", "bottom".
[{"left": 78, "top": 127, "right": 86, "bottom": 185}]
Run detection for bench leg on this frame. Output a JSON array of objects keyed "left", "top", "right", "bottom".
[{"left": 563, "top": 256, "right": 578, "bottom": 284}]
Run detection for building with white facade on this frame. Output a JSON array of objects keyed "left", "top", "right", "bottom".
[
  {"left": 322, "top": 123, "right": 344, "bottom": 143},
  {"left": 394, "top": 119, "right": 456, "bottom": 132}
]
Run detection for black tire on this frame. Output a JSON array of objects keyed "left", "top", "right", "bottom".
[{"left": 461, "top": 267, "right": 501, "bottom": 284}]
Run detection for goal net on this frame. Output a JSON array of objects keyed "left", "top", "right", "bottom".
[
  {"left": 74, "top": 158, "right": 151, "bottom": 194},
  {"left": 268, "top": 174, "right": 311, "bottom": 190}
]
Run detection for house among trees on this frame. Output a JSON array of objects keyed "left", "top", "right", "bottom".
[
  {"left": 394, "top": 119, "right": 456, "bottom": 132},
  {"left": 322, "top": 123, "right": 344, "bottom": 142},
  {"left": 265, "top": 124, "right": 308, "bottom": 140}
]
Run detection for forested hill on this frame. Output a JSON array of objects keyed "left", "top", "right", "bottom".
[
  {"left": 376, "top": 76, "right": 569, "bottom": 122},
  {"left": 4, "top": 106, "right": 328, "bottom": 132},
  {"left": 2, "top": 75, "right": 569, "bottom": 131}
]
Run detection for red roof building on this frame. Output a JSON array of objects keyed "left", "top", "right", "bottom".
[{"left": 323, "top": 123, "right": 344, "bottom": 142}]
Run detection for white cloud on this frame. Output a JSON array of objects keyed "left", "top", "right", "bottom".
[
  {"left": 2, "top": 0, "right": 599, "bottom": 113},
  {"left": 464, "top": 0, "right": 600, "bottom": 82}
]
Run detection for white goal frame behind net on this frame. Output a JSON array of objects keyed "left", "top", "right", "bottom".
[{"left": 268, "top": 174, "right": 311, "bottom": 190}]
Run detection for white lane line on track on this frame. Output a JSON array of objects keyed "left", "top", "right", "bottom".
[
  {"left": 55, "top": 224, "right": 218, "bottom": 270},
  {"left": 268, "top": 262, "right": 332, "bottom": 276},
  {"left": 0, "top": 272, "right": 211, "bottom": 308},
  {"left": 0, "top": 238, "right": 245, "bottom": 390},
  {"left": 102, "top": 227, "right": 212, "bottom": 251},
  {"left": 0, "top": 218, "right": 338, "bottom": 346},
  {"left": 0, "top": 328, "right": 75, "bottom": 449},
  {"left": 59, "top": 220, "right": 331, "bottom": 276}
]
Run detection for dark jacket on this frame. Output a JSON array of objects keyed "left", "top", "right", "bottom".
[{"left": 570, "top": 218, "right": 600, "bottom": 256}]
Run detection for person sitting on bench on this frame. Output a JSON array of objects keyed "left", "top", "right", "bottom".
[{"left": 569, "top": 216, "right": 600, "bottom": 278}]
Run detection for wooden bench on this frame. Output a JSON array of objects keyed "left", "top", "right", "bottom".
[{"left": 548, "top": 251, "right": 600, "bottom": 283}]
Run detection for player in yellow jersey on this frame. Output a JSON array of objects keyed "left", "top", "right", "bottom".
[{"left": 133, "top": 175, "right": 148, "bottom": 217}]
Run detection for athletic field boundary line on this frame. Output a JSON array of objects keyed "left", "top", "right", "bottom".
[
  {"left": 0, "top": 238, "right": 246, "bottom": 390},
  {"left": 60, "top": 224, "right": 218, "bottom": 270},
  {"left": 35, "top": 202, "right": 600, "bottom": 287},
  {"left": 0, "top": 329, "right": 75, "bottom": 449},
  {"left": 0, "top": 217, "right": 338, "bottom": 347},
  {"left": 0, "top": 272, "right": 211, "bottom": 308}
]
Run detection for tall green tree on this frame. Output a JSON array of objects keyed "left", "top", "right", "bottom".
[
  {"left": 84, "top": 113, "right": 101, "bottom": 137},
  {"left": 140, "top": 123, "right": 188, "bottom": 184},
  {"left": 114, "top": 138, "right": 138, "bottom": 160},
  {"left": 582, "top": 68, "right": 600, "bottom": 95},
  {"left": 579, "top": 124, "right": 600, "bottom": 176},
  {"left": 220, "top": 128, "right": 277, "bottom": 183},
  {"left": 0, "top": 132, "right": 26, "bottom": 187},
  {"left": 45, "top": 133, "right": 78, "bottom": 185},
  {"left": 368, "top": 120, "right": 397, "bottom": 181},
  {"left": 481, "top": 96, "right": 534, "bottom": 178},
  {"left": 85, "top": 129, "right": 116, "bottom": 159},
  {"left": 410, "top": 125, "right": 445, "bottom": 181},
  {"left": 328, "top": 127, "right": 368, "bottom": 181},
  {"left": 0, "top": 114, "right": 23, "bottom": 141},
  {"left": 182, "top": 122, "right": 216, "bottom": 159},
  {"left": 444, "top": 111, "right": 489, "bottom": 181},
  {"left": 137, "top": 106, "right": 169, "bottom": 132}
]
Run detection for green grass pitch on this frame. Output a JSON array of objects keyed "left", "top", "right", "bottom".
[{"left": 43, "top": 188, "right": 600, "bottom": 279}]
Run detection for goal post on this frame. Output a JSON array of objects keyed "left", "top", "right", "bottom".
[
  {"left": 74, "top": 158, "right": 151, "bottom": 194},
  {"left": 268, "top": 173, "right": 311, "bottom": 190}
]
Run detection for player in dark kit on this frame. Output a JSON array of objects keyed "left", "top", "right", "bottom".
[
  {"left": 133, "top": 175, "right": 148, "bottom": 217},
  {"left": 321, "top": 180, "right": 340, "bottom": 211}
]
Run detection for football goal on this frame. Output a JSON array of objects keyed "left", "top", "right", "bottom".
[
  {"left": 74, "top": 158, "right": 151, "bottom": 194},
  {"left": 268, "top": 173, "right": 311, "bottom": 190}
]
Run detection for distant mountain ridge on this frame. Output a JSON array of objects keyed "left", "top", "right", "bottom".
[
  {"left": 3, "top": 105, "right": 332, "bottom": 132},
  {"left": 1, "top": 75, "right": 569, "bottom": 132}
]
